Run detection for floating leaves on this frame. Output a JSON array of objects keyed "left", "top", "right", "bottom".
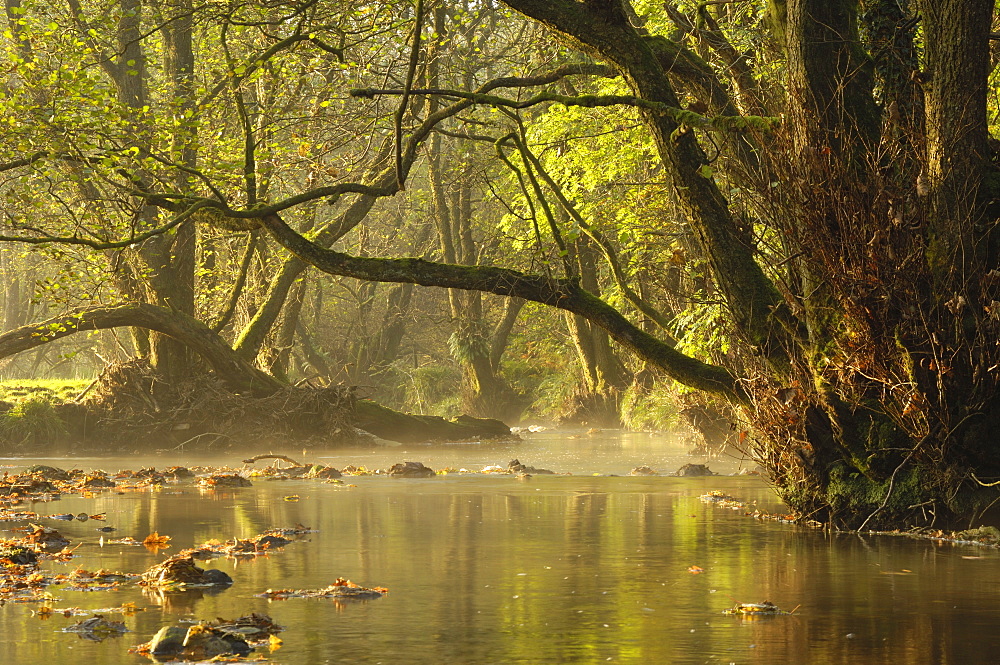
[
  {"left": 723, "top": 600, "right": 796, "bottom": 616},
  {"left": 62, "top": 615, "right": 128, "bottom": 640},
  {"left": 258, "top": 577, "right": 388, "bottom": 600}
]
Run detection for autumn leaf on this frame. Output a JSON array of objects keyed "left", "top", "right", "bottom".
[
  {"left": 142, "top": 532, "right": 172, "bottom": 552},
  {"left": 142, "top": 532, "right": 171, "bottom": 546}
]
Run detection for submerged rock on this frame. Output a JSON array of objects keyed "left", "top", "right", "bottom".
[
  {"left": 63, "top": 616, "right": 127, "bottom": 640},
  {"left": 26, "top": 524, "right": 69, "bottom": 551},
  {"left": 82, "top": 475, "right": 117, "bottom": 488},
  {"left": 199, "top": 474, "right": 252, "bottom": 488},
  {"left": 0, "top": 545, "right": 37, "bottom": 565},
  {"left": 508, "top": 459, "right": 555, "bottom": 475},
  {"left": 675, "top": 463, "right": 716, "bottom": 477},
  {"left": 9, "top": 478, "right": 58, "bottom": 493},
  {"left": 132, "top": 467, "right": 166, "bottom": 484},
  {"left": 306, "top": 464, "right": 342, "bottom": 479},
  {"left": 163, "top": 466, "right": 194, "bottom": 479}
]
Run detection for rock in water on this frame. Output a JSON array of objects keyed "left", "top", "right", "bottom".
[
  {"left": 148, "top": 626, "right": 187, "bottom": 656},
  {"left": 385, "top": 461, "right": 436, "bottom": 478},
  {"left": 675, "top": 463, "right": 716, "bottom": 477}
]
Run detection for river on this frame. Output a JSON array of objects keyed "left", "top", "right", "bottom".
[{"left": 0, "top": 429, "right": 996, "bottom": 664}]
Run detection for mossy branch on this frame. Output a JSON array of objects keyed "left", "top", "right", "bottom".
[{"left": 261, "top": 213, "right": 744, "bottom": 401}]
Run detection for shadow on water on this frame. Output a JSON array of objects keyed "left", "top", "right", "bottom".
[{"left": 0, "top": 429, "right": 996, "bottom": 664}]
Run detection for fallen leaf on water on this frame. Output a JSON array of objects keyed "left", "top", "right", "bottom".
[
  {"left": 142, "top": 532, "right": 171, "bottom": 546},
  {"left": 688, "top": 566, "right": 705, "bottom": 574},
  {"left": 269, "top": 634, "right": 283, "bottom": 651},
  {"left": 142, "top": 532, "right": 172, "bottom": 553}
]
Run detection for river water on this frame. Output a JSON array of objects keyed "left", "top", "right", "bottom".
[{"left": 0, "top": 429, "right": 998, "bottom": 664}]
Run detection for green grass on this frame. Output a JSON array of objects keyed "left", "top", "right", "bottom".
[
  {"left": 0, "top": 396, "right": 68, "bottom": 445},
  {"left": 0, "top": 379, "right": 91, "bottom": 404}
]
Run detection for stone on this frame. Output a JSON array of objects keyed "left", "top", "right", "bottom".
[
  {"left": 202, "top": 568, "right": 234, "bottom": 586},
  {"left": 508, "top": 459, "right": 555, "bottom": 474}
]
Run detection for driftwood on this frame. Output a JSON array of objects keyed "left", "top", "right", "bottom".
[{"left": 242, "top": 454, "right": 302, "bottom": 466}]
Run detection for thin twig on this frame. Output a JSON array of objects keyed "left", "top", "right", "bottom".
[{"left": 395, "top": 0, "right": 424, "bottom": 189}]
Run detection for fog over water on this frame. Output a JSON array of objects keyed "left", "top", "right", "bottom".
[{"left": 0, "top": 430, "right": 996, "bottom": 664}]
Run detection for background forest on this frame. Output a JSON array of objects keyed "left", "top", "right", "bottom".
[{"left": 0, "top": 0, "right": 710, "bottom": 431}]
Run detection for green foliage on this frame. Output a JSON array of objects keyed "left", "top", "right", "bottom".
[
  {"left": 670, "top": 299, "right": 731, "bottom": 365},
  {"left": 401, "top": 364, "right": 462, "bottom": 417},
  {"left": 0, "top": 396, "right": 68, "bottom": 445},
  {"left": 523, "top": 368, "right": 582, "bottom": 422},
  {"left": 822, "top": 462, "right": 923, "bottom": 517},
  {"left": 447, "top": 329, "right": 489, "bottom": 365},
  {"left": 620, "top": 381, "right": 681, "bottom": 432}
]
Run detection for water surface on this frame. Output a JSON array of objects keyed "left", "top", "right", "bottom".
[{"left": 0, "top": 430, "right": 997, "bottom": 664}]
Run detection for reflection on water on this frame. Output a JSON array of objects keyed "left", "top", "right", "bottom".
[{"left": 0, "top": 431, "right": 997, "bottom": 664}]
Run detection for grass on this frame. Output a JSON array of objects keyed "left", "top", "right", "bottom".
[
  {"left": 0, "top": 396, "right": 69, "bottom": 445},
  {"left": 0, "top": 379, "right": 91, "bottom": 404}
]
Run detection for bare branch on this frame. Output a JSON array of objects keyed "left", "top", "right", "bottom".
[{"left": 0, "top": 201, "right": 208, "bottom": 249}]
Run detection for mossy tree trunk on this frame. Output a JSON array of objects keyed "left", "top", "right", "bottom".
[
  {"left": 563, "top": 236, "right": 629, "bottom": 426},
  {"left": 428, "top": 131, "right": 519, "bottom": 418}
]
